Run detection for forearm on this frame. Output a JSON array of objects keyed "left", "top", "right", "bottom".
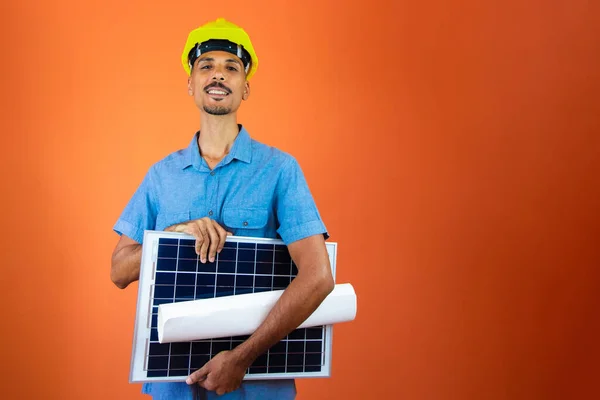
[
  {"left": 233, "top": 265, "right": 334, "bottom": 366},
  {"left": 111, "top": 243, "right": 142, "bottom": 289}
]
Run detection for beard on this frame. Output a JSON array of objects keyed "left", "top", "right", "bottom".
[{"left": 203, "top": 104, "right": 231, "bottom": 115}]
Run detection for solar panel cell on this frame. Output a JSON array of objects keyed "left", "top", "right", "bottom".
[
  {"left": 236, "top": 261, "right": 254, "bottom": 274},
  {"left": 273, "top": 276, "right": 290, "bottom": 289},
  {"left": 169, "top": 369, "right": 187, "bottom": 377},
  {"left": 191, "top": 355, "right": 210, "bottom": 369},
  {"left": 175, "top": 285, "right": 195, "bottom": 299},
  {"left": 305, "top": 341, "right": 323, "bottom": 353},
  {"left": 215, "top": 287, "right": 235, "bottom": 297},
  {"left": 198, "top": 261, "right": 217, "bottom": 273},
  {"left": 157, "top": 257, "right": 177, "bottom": 271},
  {"left": 155, "top": 272, "right": 175, "bottom": 285},
  {"left": 175, "top": 273, "right": 195, "bottom": 286},
  {"left": 254, "top": 275, "right": 272, "bottom": 288},
  {"left": 238, "top": 249, "right": 255, "bottom": 262},
  {"left": 178, "top": 245, "right": 198, "bottom": 260},
  {"left": 216, "top": 274, "right": 235, "bottom": 287},
  {"left": 274, "top": 250, "right": 291, "bottom": 263},
  {"left": 306, "top": 328, "right": 324, "bottom": 340},
  {"left": 178, "top": 258, "right": 197, "bottom": 272},
  {"left": 287, "top": 353, "right": 304, "bottom": 366},
  {"left": 149, "top": 343, "right": 170, "bottom": 356},
  {"left": 170, "top": 355, "right": 190, "bottom": 369},
  {"left": 287, "top": 330, "right": 306, "bottom": 340},
  {"left": 235, "top": 274, "right": 253, "bottom": 287},
  {"left": 219, "top": 248, "right": 237, "bottom": 261},
  {"left": 274, "top": 263, "right": 291, "bottom": 276},
  {"left": 218, "top": 260, "right": 236, "bottom": 273},
  {"left": 148, "top": 356, "right": 169, "bottom": 371},
  {"left": 212, "top": 341, "right": 233, "bottom": 354},
  {"left": 154, "top": 285, "right": 174, "bottom": 299},
  {"left": 249, "top": 367, "right": 267, "bottom": 374},
  {"left": 147, "top": 370, "right": 169, "bottom": 377},
  {"left": 270, "top": 341, "right": 287, "bottom": 354},
  {"left": 157, "top": 245, "right": 178, "bottom": 259},
  {"left": 252, "top": 354, "right": 268, "bottom": 367},
  {"left": 256, "top": 262, "right": 273, "bottom": 275},
  {"left": 171, "top": 342, "right": 191, "bottom": 355},
  {"left": 256, "top": 250, "right": 273, "bottom": 263},
  {"left": 234, "top": 287, "right": 253, "bottom": 295},
  {"left": 287, "top": 341, "right": 305, "bottom": 353}
]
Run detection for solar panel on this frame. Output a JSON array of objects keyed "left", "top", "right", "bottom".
[{"left": 130, "top": 230, "right": 337, "bottom": 383}]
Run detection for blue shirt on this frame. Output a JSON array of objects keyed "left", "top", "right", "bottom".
[{"left": 113, "top": 125, "right": 328, "bottom": 400}]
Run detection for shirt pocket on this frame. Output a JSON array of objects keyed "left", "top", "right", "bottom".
[
  {"left": 155, "top": 211, "right": 191, "bottom": 231},
  {"left": 222, "top": 207, "right": 269, "bottom": 237}
]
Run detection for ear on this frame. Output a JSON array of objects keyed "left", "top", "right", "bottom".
[
  {"left": 242, "top": 81, "right": 250, "bottom": 100},
  {"left": 187, "top": 76, "right": 193, "bottom": 96}
]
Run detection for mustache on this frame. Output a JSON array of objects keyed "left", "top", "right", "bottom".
[{"left": 204, "top": 82, "right": 232, "bottom": 94}]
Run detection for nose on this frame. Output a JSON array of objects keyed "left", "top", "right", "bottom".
[{"left": 212, "top": 65, "right": 226, "bottom": 81}]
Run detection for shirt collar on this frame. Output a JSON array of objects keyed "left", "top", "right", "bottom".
[{"left": 182, "top": 124, "right": 252, "bottom": 170}]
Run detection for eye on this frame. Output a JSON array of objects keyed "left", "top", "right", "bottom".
[
  {"left": 201, "top": 65, "right": 211, "bottom": 69},
  {"left": 227, "top": 66, "right": 238, "bottom": 71}
]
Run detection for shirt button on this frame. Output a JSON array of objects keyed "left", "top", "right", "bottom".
[
  {"left": 208, "top": 210, "right": 213, "bottom": 216},
  {"left": 243, "top": 221, "right": 248, "bottom": 226},
  {"left": 210, "top": 171, "right": 215, "bottom": 176}
]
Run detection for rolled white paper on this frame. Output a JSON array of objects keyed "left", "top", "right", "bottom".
[{"left": 157, "top": 283, "right": 357, "bottom": 343}]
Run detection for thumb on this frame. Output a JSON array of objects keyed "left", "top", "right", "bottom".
[
  {"left": 227, "top": 231, "right": 233, "bottom": 236},
  {"left": 186, "top": 364, "right": 209, "bottom": 385}
]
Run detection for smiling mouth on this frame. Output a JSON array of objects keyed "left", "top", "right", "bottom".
[{"left": 206, "top": 89, "right": 229, "bottom": 95}]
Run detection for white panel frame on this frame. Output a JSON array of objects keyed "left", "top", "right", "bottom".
[{"left": 129, "top": 230, "right": 337, "bottom": 383}]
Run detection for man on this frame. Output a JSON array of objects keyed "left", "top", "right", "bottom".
[{"left": 111, "top": 18, "right": 334, "bottom": 400}]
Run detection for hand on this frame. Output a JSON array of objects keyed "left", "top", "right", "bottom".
[
  {"left": 186, "top": 350, "right": 249, "bottom": 396},
  {"left": 165, "top": 217, "right": 232, "bottom": 263}
]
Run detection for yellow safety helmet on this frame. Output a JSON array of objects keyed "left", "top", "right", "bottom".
[{"left": 181, "top": 18, "right": 259, "bottom": 80}]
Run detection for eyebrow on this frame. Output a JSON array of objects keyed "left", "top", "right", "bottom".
[{"left": 197, "top": 57, "right": 242, "bottom": 67}]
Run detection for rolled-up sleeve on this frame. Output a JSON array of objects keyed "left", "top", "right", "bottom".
[
  {"left": 275, "top": 156, "right": 329, "bottom": 245},
  {"left": 113, "top": 167, "right": 158, "bottom": 244}
]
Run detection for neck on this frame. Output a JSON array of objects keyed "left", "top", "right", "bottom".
[{"left": 197, "top": 113, "right": 240, "bottom": 161}]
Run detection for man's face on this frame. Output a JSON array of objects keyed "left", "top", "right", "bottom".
[{"left": 188, "top": 50, "right": 250, "bottom": 116}]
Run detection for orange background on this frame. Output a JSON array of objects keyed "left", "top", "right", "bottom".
[{"left": 1, "top": 1, "right": 599, "bottom": 399}]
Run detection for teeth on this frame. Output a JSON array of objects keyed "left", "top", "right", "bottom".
[{"left": 208, "top": 90, "right": 227, "bottom": 95}]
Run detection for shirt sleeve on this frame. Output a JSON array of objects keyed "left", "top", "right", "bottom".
[
  {"left": 275, "top": 156, "right": 329, "bottom": 245},
  {"left": 113, "top": 166, "right": 159, "bottom": 244}
]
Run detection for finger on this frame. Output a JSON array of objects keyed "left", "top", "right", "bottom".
[
  {"left": 197, "top": 221, "right": 211, "bottom": 263},
  {"left": 186, "top": 225, "right": 204, "bottom": 256},
  {"left": 205, "top": 220, "right": 220, "bottom": 263},
  {"left": 213, "top": 220, "right": 228, "bottom": 255},
  {"left": 186, "top": 225, "right": 204, "bottom": 258},
  {"left": 170, "top": 224, "right": 187, "bottom": 233},
  {"left": 199, "top": 376, "right": 216, "bottom": 392},
  {"left": 186, "top": 364, "right": 209, "bottom": 385},
  {"left": 196, "top": 233, "right": 206, "bottom": 259}
]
